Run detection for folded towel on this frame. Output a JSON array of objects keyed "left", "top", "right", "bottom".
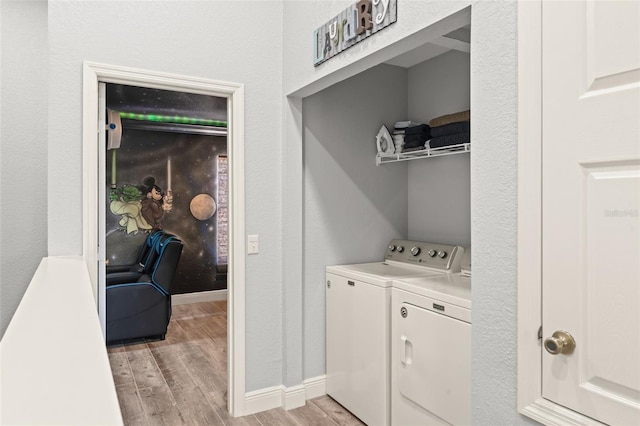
[
  {"left": 429, "top": 110, "right": 470, "bottom": 127},
  {"left": 404, "top": 133, "right": 430, "bottom": 144},
  {"left": 431, "top": 121, "right": 470, "bottom": 138},
  {"left": 394, "top": 120, "right": 420, "bottom": 129},
  {"left": 401, "top": 145, "right": 427, "bottom": 153},
  {"left": 404, "top": 138, "right": 428, "bottom": 149},
  {"left": 429, "top": 132, "right": 470, "bottom": 149},
  {"left": 404, "top": 124, "right": 431, "bottom": 135}
]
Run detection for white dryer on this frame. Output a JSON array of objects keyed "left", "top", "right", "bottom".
[
  {"left": 326, "top": 240, "right": 463, "bottom": 426},
  {"left": 391, "top": 248, "right": 472, "bottom": 426}
]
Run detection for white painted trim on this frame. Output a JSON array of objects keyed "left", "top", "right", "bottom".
[
  {"left": 302, "top": 375, "right": 327, "bottom": 400},
  {"left": 243, "top": 376, "right": 327, "bottom": 415},
  {"left": 282, "top": 384, "right": 306, "bottom": 411},
  {"left": 517, "top": 0, "right": 543, "bottom": 415},
  {"left": 172, "top": 289, "right": 227, "bottom": 305},
  {"left": 82, "top": 63, "right": 100, "bottom": 314},
  {"left": 245, "top": 386, "right": 284, "bottom": 416},
  {"left": 517, "top": 3, "right": 608, "bottom": 425},
  {"left": 228, "top": 82, "right": 247, "bottom": 417},
  {"left": 81, "top": 62, "right": 245, "bottom": 417},
  {"left": 521, "top": 398, "right": 606, "bottom": 426}
]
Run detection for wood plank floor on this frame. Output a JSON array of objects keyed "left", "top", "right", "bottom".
[{"left": 107, "top": 301, "right": 364, "bottom": 426}]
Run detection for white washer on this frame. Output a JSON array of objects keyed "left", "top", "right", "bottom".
[
  {"left": 391, "top": 248, "right": 472, "bottom": 426},
  {"left": 326, "top": 240, "right": 463, "bottom": 426}
]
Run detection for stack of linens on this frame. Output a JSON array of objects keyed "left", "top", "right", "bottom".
[
  {"left": 428, "top": 110, "right": 470, "bottom": 149},
  {"left": 394, "top": 121, "right": 430, "bottom": 153}
]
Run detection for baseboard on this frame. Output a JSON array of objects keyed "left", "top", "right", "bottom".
[
  {"left": 303, "top": 375, "right": 327, "bottom": 400},
  {"left": 245, "top": 385, "right": 284, "bottom": 416},
  {"left": 172, "top": 289, "right": 227, "bottom": 305},
  {"left": 244, "top": 375, "right": 327, "bottom": 415}
]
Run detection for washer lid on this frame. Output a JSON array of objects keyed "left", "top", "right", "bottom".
[{"left": 326, "top": 262, "right": 444, "bottom": 287}]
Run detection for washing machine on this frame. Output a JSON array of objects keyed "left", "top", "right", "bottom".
[
  {"left": 391, "top": 248, "right": 472, "bottom": 426},
  {"left": 326, "top": 240, "right": 464, "bottom": 426}
]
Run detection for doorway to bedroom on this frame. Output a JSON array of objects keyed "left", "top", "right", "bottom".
[{"left": 82, "top": 62, "right": 247, "bottom": 416}]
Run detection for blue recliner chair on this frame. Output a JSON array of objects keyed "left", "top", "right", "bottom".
[
  {"left": 106, "top": 230, "right": 166, "bottom": 284},
  {"left": 106, "top": 233, "right": 183, "bottom": 344}
]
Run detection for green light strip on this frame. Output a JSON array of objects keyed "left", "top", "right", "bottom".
[{"left": 119, "top": 112, "right": 227, "bottom": 128}]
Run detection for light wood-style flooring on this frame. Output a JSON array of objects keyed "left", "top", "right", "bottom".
[{"left": 107, "top": 300, "right": 364, "bottom": 426}]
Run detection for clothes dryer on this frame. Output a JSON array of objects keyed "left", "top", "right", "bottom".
[
  {"left": 326, "top": 240, "right": 463, "bottom": 426},
  {"left": 391, "top": 248, "right": 472, "bottom": 425}
]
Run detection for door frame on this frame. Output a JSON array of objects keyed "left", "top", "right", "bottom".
[
  {"left": 517, "top": 3, "right": 606, "bottom": 425},
  {"left": 82, "top": 61, "right": 247, "bottom": 417}
]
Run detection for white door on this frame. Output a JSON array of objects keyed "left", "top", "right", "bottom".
[
  {"left": 542, "top": 1, "right": 640, "bottom": 424},
  {"left": 98, "top": 82, "right": 107, "bottom": 337},
  {"left": 395, "top": 300, "right": 470, "bottom": 426}
]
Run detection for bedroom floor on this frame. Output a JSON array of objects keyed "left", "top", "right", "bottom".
[{"left": 107, "top": 300, "right": 363, "bottom": 426}]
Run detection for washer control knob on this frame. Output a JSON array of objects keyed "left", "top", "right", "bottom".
[
  {"left": 428, "top": 249, "right": 437, "bottom": 257},
  {"left": 396, "top": 246, "right": 404, "bottom": 253},
  {"left": 388, "top": 245, "right": 396, "bottom": 252},
  {"left": 410, "top": 246, "right": 421, "bottom": 256},
  {"left": 438, "top": 250, "right": 447, "bottom": 259}
]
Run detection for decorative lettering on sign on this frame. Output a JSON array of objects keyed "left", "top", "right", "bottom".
[
  {"left": 324, "top": 31, "right": 332, "bottom": 55},
  {"left": 313, "top": 0, "right": 397, "bottom": 66},
  {"left": 313, "top": 29, "right": 324, "bottom": 63},
  {"left": 332, "top": 20, "right": 343, "bottom": 47},
  {"left": 373, "top": 0, "right": 390, "bottom": 24},
  {"left": 356, "top": 0, "right": 373, "bottom": 35},
  {"left": 344, "top": 7, "right": 358, "bottom": 43},
  {"left": 329, "top": 21, "right": 338, "bottom": 40}
]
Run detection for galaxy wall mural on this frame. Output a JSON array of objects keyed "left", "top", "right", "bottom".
[{"left": 105, "top": 84, "right": 228, "bottom": 294}]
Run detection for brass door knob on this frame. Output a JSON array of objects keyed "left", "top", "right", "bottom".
[{"left": 544, "top": 330, "right": 576, "bottom": 355}]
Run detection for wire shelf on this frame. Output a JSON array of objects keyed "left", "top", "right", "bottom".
[{"left": 376, "top": 143, "right": 470, "bottom": 165}]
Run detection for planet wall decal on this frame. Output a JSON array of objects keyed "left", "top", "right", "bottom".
[{"left": 190, "top": 193, "right": 217, "bottom": 220}]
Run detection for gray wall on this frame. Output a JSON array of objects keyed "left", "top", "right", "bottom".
[
  {"left": 302, "top": 64, "right": 409, "bottom": 378},
  {"left": 407, "top": 51, "right": 471, "bottom": 246},
  {"left": 0, "top": 1, "right": 49, "bottom": 338},
  {"left": 470, "top": 4, "right": 533, "bottom": 424},
  {"left": 0, "top": 0, "right": 286, "bottom": 392}
]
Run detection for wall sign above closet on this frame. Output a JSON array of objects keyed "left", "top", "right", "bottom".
[{"left": 313, "top": 0, "right": 397, "bottom": 66}]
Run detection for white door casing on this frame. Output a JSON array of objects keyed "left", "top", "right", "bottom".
[
  {"left": 82, "top": 62, "right": 247, "bottom": 416},
  {"left": 541, "top": 1, "right": 640, "bottom": 425}
]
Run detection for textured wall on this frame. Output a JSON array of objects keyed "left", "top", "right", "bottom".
[
  {"left": 0, "top": 1, "right": 48, "bottom": 338},
  {"left": 407, "top": 50, "right": 471, "bottom": 246},
  {"left": 45, "top": 0, "right": 284, "bottom": 391},
  {"left": 470, "top": 3, "right": 536, "bottom": 424},
  {"left": 302, "top": 64, "right": 409, "bottom": 378}
]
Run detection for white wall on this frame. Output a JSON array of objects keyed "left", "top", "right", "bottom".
[
  {"left": 45, "top": 0, "right": 284, "bottom": 392},
  {"left": 283, "top": 1, "right": 535, "bottom": 423},
  {"left": 0, "top": 0, "right": 49, "bottom": 338},
  {"left": 302, "top": 64, "right": 409, "bottom": 378},
  {"left": 407, "top": 50, "right": 471, "bottom": 246}
]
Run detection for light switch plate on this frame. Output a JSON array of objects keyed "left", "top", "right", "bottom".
[{"left": 248, "top": 234, "right": 259, "bottom": 254}]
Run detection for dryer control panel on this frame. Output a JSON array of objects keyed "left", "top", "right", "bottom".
[{"left": 385, "top": 240, "right": 463, "bottom": 272}]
